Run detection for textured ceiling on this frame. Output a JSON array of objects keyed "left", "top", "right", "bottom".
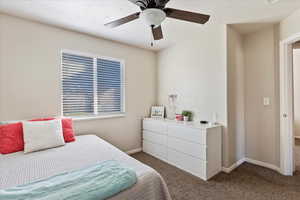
[{"left": 0, "top": 0, "right": 300, "bottom": 51}]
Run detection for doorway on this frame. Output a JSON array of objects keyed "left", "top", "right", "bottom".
[
  {"left": 293, "top": 41, "right": 300, "bottom": 172},
  {"left": 280, "top": 33, "right": 300, "bottom": 176}
]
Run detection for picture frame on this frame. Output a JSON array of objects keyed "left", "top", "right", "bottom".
[{"left": 151, "top": 106, "right": 165, "bottom": 119}]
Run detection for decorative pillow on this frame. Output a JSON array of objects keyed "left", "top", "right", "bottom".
[
  {"left": 22, "top": 119, "right": 65, "bottom": 153},
  {"left": 61, "top": 118, "right": 76, "bottom": 142},
  {"left": 0, "top": 120, "right": 23, "bottom": 125},
  {"left": 30, "top": 118, "right": 76, "bottom": 143},
  {"left": 29, "top": 118, "right": 55, "bottom": 122},
  {"left": 0, "top": 122, "right": 24, "bottom": 154}
]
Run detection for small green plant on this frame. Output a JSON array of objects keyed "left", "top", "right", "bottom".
[{"left": 182, "top": 110, "right": 192, "bottom": 121}]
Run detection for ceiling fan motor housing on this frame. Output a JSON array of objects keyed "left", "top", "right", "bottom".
[
  {"left": 140, "top": 8, "right": 166, "bottom": 27},
  {"left": 128, "top": 0, "right": 170, "bottom": 9}
]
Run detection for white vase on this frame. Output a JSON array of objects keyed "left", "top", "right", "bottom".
[{"left": 183, "top": 116, "right": 189, "bottom": 122}]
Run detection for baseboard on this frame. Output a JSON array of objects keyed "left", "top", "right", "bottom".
[
  {"left": 222, "top": 157, "right": 281, "bottom": 174},
  {"left": 245, "top": 158, "right": 281, "bottom": 173},
  {"left": 222, "top": 158, "right": 246, "bottom": 173},
  {"left": 295, "top": 136, "right": 300, "bottom": 139},
  {"left": 126, "top": 148, "right": 142, "bottom": 155},
  {"left": 136, "top": 150, "right": 281, "bottom": 174}
]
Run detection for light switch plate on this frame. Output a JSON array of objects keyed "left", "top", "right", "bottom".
[{"left": 263, "top": 97, "right": 270, "bottom": 106}]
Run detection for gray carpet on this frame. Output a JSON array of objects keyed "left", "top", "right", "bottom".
[{"left": 132, "top": 152, "right": 300, "bottom": 200}]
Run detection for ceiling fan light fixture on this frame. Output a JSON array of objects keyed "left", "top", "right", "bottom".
[
  {"left": 139, "top": 8, "right": 166, "bottom": 27},
  {"left": 105, "top": 0, "right": 211, "bottom": 41}
]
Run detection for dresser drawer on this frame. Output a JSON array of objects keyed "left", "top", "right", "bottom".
[
  {"left": 143, "top": 120, "right": 167, "bottom": 134},
  {"left": 167, "top": 148, "right": 207, "bottom": 179},
  {"left": 168, "top": 125, "right": 206, "bottom": 144},
  {"left": 143, "top": 140, "right": 167, "bottom": 160},
  {"left": 143, "top": 130, "right": 167, "bottom": 146},
  {"left": 167, "top": 137, "right": 207, "bottom": 160}
]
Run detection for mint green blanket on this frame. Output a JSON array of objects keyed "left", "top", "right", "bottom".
[{"left": 0, "top": 160, "right": 137, "bottom": 200}]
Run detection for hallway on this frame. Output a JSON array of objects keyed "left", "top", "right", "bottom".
[{"left": 295, "top": 139, "right": 300, "bottom": 171}]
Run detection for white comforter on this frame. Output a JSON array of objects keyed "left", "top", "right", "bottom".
[{"left": 0, "top": 135, "right": 171, "bottom": 200}]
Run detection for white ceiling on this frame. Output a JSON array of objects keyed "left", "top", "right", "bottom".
[{"left": 0, "top": 0, "right": 300, "bottom": 51}]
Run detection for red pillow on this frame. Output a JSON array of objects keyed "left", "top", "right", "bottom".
[
  {"left": 61, "top": 118, "right": 76, "bottom": 142},
  {"left": 30, "top": 118, "right": 55, "bottom": 121},
  {"left": 0, "top": 122, "right": 24, "bottom": 154},
  {"left": 29, "top": 118, "right": 76, "bottom": 143}
]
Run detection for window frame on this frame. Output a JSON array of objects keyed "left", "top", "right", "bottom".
[{"left": 60, "top": 49, "right": 126, "bottom": 120}]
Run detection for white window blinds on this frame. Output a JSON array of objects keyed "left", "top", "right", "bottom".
[
  {"left": 97, "top": 59, "right": 122, "bottom": 113},
  {"left": 62, "top": 52, "right": 124, "bottom": 117}
]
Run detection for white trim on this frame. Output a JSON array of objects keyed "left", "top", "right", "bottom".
[
  {"left": 222, "top": 158, "right": 245, "bottom": 173},
  {"left": 126, "top": 148, "right": 142, "bottom": 155},
  {"left": 60, "top": 49, "right": 126, "bottom": 118},
  {"left": 222, "top": 157, "right": 281, "bottom": 174},
  {"left": 60, "top": 50, "right": 64, "bottom": 117},
  {"left": 245, "top": 158, "right": 281, "bottom": 173},
  {"left": 279, "top": 32, "right": 300, "bottom": 176},
  {"left": 93, "top": 57, "right": 98, "bottom": 115},
  {"left": 72, "top": 114, "right": 125, "bottom": 121},
  {"left": 121, "top": 60, "right": 126, "bottom": 113},
  {"left": 61, "top": 49, "right": 125, "bottom": 64}
]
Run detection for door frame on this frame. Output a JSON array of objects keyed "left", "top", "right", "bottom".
[{"left": 280, "top": 32, "right": 300, "bottom": 175}]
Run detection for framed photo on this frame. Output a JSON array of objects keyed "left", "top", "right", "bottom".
[{"left": 151, "top": 106, "right": 165, "bottom": 119}]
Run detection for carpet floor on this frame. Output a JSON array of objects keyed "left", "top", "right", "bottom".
[{"left": 132, "top": 152, "right": 300, "bottom": 200}]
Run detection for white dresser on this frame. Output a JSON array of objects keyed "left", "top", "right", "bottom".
[{"left": 142, "top": 118, "right": 222, "bottom": 181}]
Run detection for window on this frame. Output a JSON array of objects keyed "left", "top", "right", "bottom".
[{"left": 62, "top": 51, "right": 125, "bottom": 118}]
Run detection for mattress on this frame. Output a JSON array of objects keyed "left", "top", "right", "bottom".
[{"left": 0, "top": 135, "right": 171, "bottom": 200}]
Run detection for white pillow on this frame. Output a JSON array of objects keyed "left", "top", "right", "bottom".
[{"left": 22, "top": 119, "right": 65, "bottom": 153}]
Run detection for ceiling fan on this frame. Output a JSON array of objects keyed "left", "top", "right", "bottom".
[{"left": 105, "top": 0, "right": 210, "bottom": 41}]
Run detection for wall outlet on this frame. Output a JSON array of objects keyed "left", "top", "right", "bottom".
[{"left": 263, "top": 97, "right": 270, "bottom": 106}]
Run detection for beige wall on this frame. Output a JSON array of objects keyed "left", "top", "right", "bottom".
[
  {"left": 280, "top": 9, "right": 300, "bottom": 41},
  {"left": 293, "top": 49, "right": 300, "bottom": 137},
  {"left": 227, "top": 26, "right": 246, "bottom": 165},
  {"left": 0, "top": 14, "right": 157, "bottom": 152},
  {"left": 157, "top": 24, "right": 230, "bottom": 166},
  {"left": 243, "top": 26, "right": 280, "bottom": 166},
  {"left": 2, "top": 8, "right": 299, "bottom": 169}
]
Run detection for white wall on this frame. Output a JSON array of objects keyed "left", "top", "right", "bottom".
[
  {"left": 243, "top": 26, "right": 279, "bottom": 166},
  {"left": 293, "top": 49, "right": 300, "bottom": 137},
  {"left": 226, "top": 25, "right": 246, "bottom": 165},
  {"left": 157, "top": 24, "right": 230, "bottom": 166},
  {"left": 0, "top": 14, "right": 157, "bottom": 152}
]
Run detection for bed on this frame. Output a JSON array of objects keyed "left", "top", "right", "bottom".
[{"left": 0, "top": 135, "right": 171, "bottom": 200}]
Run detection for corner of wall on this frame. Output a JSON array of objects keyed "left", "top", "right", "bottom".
[
  {"left": 226, "top": 25, "right": 247, "bottom": 167},
  {"left": 273, "top": 23, "right": 281, "bottom": 167},
  {"left": 154, "top": 50, "right": 160, "bottom": 105},
  {"left": 0, "top": 14, "right": 3, "bottom": 120},
  {"left": 279, "top": 8, "right": 300, "bottom": 41}
]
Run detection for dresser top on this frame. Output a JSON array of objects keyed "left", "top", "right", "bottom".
[{"left": 143, "top": 118, "right": 222, "bottom": 130}]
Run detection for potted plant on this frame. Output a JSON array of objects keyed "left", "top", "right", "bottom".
[{"left": 182, "top": 111, "right": 192, "bottom": 122}]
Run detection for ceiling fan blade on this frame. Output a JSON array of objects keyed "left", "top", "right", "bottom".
[
  {"left": 164, "top": 8, "right": 210, "bottom": 24},
  {"left": 152, "top": 25, "right": 163, "bottom": 40},
  {"left": 105, "top": 12, "right": 140, "bottom": 28}
]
